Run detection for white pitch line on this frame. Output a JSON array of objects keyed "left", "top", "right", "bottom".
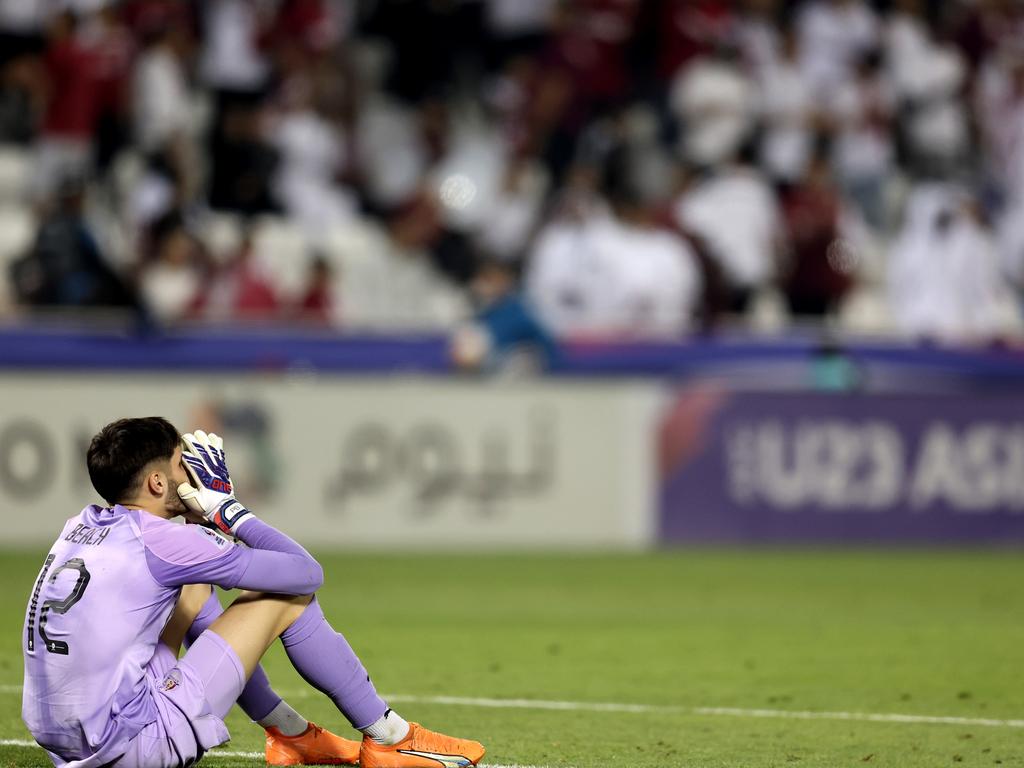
[
  {"left": 379, "top": 693, "right": 1024, "bottom": 729},
  {"left": 382, "top": 693, "right": 661, "bottom": 714},
  {"left": 4, "top": 684, "right": 1024, "bottom": 731},
  {"left": 206, "top": 750, "right": 263, "bottom": 758},
  {"left": 691, "top": 706, "right": 1024, "bottom": 729}
]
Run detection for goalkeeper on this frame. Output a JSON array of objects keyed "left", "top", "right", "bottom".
[{"left": 22, "top": 416, "right": 485, "bottom": 768}]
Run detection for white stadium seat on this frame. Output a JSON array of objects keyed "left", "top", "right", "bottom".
[
  {"left": 0, "top": 204, "right": 37, "bottom": 309},
  {"left": 837, "top": 285, "right": 898, "bottom": 336},
  {"left": 196, "top": 211, "right": 244, "bottom": 267},
  {"left": 251, "top": 215, "right": 311, "bottom": 303},
  {"left": 321, "top": 220, "right": 392, "bottom": 328},
  {"left": 0, "top": 205, "right": 36, "bottom": 265},
  {"left": 321, "top": 219, "right": 469, "bottom": 330},
  {"left": 0, "top": 146, "right": 30, "bottom": 204}
]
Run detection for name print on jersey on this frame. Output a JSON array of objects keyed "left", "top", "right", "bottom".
[{"left": 63, "top": 523, "right": 110, "bottom": 547}]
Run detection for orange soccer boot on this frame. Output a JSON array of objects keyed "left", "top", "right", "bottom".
[
  {"left": 265, "top": 722, "right": 361, "bottom": 765},
  {"left": 358, "top": 721, "right": 485, "bottom": 768}
]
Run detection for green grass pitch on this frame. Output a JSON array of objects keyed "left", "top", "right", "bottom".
[{"left": 1, "top": 549, "right": 1023, "bottom": 767}]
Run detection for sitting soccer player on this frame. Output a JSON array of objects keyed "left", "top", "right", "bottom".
[{"left": 22, "top": 417, "right": 485, "bottom": 768}]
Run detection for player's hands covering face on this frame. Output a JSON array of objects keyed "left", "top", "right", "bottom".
[{"left": 178, "top": 430, "right": 253, "bottom": 535}]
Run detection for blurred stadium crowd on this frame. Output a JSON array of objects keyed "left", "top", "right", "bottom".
[{"left": 1, "top": 0, "right": 1024, "bottom": 345}]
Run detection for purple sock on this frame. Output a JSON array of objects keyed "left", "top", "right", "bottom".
[
  {"left": 186, "top": 590, "right": 283, "bottom": 722},
  {"left": 280, "top": 598, "right": 387, "bottom": 730}
]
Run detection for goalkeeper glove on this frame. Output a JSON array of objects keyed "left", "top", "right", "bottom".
[{"left": 177, "top": 430, "right": 254, "bottom": 536}]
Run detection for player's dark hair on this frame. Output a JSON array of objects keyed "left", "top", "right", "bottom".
[{"left": 87, "top": 417, "right": 181, "bottom": 505}]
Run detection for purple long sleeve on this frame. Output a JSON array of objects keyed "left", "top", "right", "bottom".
[
  {"left": 140, "top": 516, "right": 322, "bottom": 595},
  {"left": 233, "top": 518, "right": 324, "bottom": 595},
  {"left": 234, "top": 517, "right": 316, "bottom": 560}
]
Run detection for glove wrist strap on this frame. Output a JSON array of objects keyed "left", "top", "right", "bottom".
[{"left": 215, "top": 499, "right": 253, "bottom": 533}]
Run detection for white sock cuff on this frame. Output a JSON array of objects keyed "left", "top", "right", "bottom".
[
  {"left": 258, "top": 700, "right": 308, "bottom": 737},
  {"left": 362, "top": 709, "right": 410, "bottom": 746}
]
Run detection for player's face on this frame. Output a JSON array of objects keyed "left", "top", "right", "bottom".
[{"left": 162, "top": 446, "right": 190, "bottom": 516}]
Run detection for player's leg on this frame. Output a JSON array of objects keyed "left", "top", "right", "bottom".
[
  {"left": 150, "top": 592, "right": 308, "bottom": 762},
  {"left": 185, "top": 587, "right": 284, "bottom": 719},
  {"left": 205, "top": 590, "right": 312, "bottom": 677},
  {"left": 109, "top": 598, "right": 212, "bottom": 768},
  {"left": 204, "top": 592, "right": 485, "bottom": 768},
  {"left": 186, "top": 589, "right": 361, "bottom": 766},
  {"left": 164, "top": 585, "right": 311, "bottom": 737},
  {"left": 109, "top": 586, "right": 226, "bottom": 768},
  {"left": 159, "top": 583, "right": 212, "bottom": 654},
  {"left": 148, "top": 590, "right": 353, "bottom": 766}
]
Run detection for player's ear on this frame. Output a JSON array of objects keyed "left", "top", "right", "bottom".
[{"left": 145, "top": 469, "right": 166, "bottom": 497}]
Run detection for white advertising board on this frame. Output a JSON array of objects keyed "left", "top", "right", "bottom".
[{"left": 0, "top": 374, "right": 658, "bottom": 549}]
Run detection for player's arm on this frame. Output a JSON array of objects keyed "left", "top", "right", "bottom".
[
  {"left": 142, "top": 522, "right": 323, "bottom": 595},
  {"left": 141, "top": 430, "right": 323, "bottom": 594}
]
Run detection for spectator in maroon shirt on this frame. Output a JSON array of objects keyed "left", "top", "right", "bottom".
[
  {"left": 41, "top": 11, "right": 101, "bottom": 144},
  {"left": 201, "top": 235, "right": 281, "bottom": 323},
  {"left": 545, "top": 0, "right": 641, "bottom": 108},
  {"left": 34, "top": 11, "right": 102, "bottom": 199},
  {"left": 520, "top": 0, "right": 641, "bottom": 181},
  {"left": 780, "top": 145, "right": 854, "bottom": 317},
  {"left": 121, "top": 0, "right": 194, "bottom": 39},
  {"left": 296, "top": 254, "right": 337, "bottom": 326},
  {"left": 272, "top": 0, "right": 342, "bottom": 56},
  {"left": 656, "top": 0, "right": 736, "bottom": 82}
]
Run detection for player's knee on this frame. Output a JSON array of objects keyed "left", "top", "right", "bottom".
[
  {"left": 292, "top": 558, "right": 323, "bottom": 595},
  {"left": 307, "top": 560, "right": 324, "bottom": 593}
]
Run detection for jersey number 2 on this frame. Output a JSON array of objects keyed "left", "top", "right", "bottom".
[{"left": 26, "top": 555, "right": 92, "bottom": 655}]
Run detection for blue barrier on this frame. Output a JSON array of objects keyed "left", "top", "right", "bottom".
[
  {"left": 2, "top": 325, "right": 1024, "bottom": 387},
  {"left": 0, "top": 326, "right": 451, "bottom": 373}
]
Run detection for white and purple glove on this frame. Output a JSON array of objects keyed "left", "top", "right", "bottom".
[{"left": 177, "top": 430, "right": 254, "bottom": 536}]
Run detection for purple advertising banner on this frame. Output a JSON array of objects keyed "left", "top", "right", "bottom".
[{"left": 659, "top": 388, "right": 1024, "bottom": 543}]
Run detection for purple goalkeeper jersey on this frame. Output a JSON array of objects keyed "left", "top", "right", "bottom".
[{"left": 22, "top": 504, "right": 322, "bottom": 768}]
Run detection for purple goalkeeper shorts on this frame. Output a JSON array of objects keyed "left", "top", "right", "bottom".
[{"left": 112, "top": 631, "right": 246, "bottom": 768}]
